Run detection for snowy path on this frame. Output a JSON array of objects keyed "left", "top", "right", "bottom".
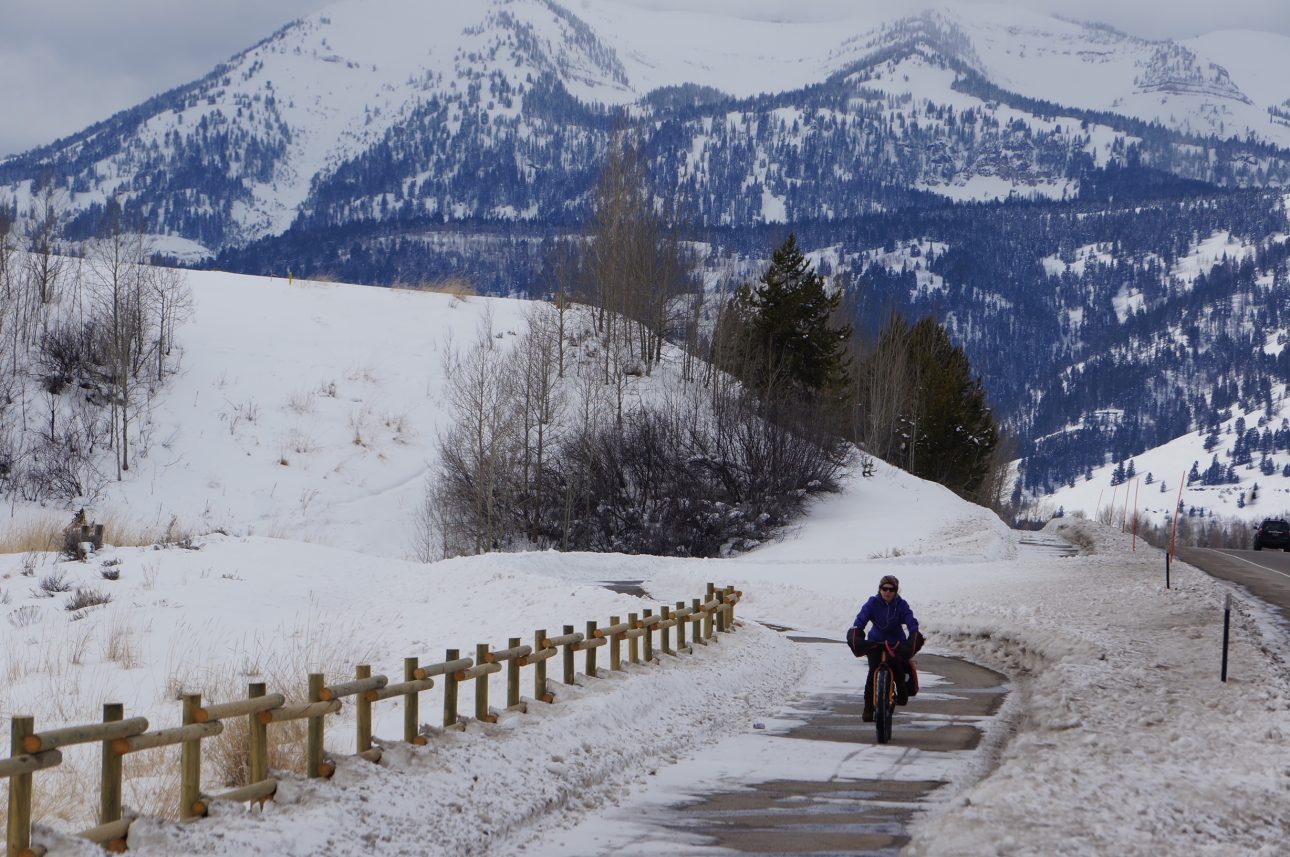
[{"left": 506, "top": 636, "right": 1008, "bottom": 856}]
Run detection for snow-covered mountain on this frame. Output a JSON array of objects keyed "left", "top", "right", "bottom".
[
  {"left": 4, "top": 0, "right": 1290, "bottom": 258},
  {"left": 9, "top": 0, "right": 1290, "bottom": 511}
]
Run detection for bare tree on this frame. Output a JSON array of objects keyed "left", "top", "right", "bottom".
[
  {"left": 25, "top": 183, "right": 65, "bottom": 306},
  {"left": 434, "top": 310, "right": 518, "bottom": 556},
  {"left": 509, "top": 303, "right": 566, "bottom": 545},
  {"left": 0, "top": 200, "right": 14, "bottom": 299},
  {"left": 144, "top": 264, "right": 192, "bottom": 382},
  {"left": 85, "top": 208, "right": 155, "bottom": 477},
  {"left": 852, "top": 310, "right": 914, "bottom": 463},
  {"left": 581, "top": 137, "right": 699, "bottom": 386}
]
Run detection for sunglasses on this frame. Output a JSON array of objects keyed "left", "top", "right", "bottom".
[{"left": 879, "top": 586, "right": 896, "bottom": 592}]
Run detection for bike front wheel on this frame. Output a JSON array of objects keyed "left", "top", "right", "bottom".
[{"left": 874, "top": 666, "right": 894, "bottom": 744}]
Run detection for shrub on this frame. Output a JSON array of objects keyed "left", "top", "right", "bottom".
[
  {"left": 38, "top": 571, "right": 71, "bottom": 596},
  {"left": 8, "top": 605, "right": 41, "bottom": 628},
  {"left": 65, "top": 587, "right": 112, "bottom": 612}
]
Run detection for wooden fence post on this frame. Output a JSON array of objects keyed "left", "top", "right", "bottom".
[
  {"left": 355, "top": 665, "right": 372, "bottom": 754},
  {"left": 99, "top": 703, "right": 124, "bottom": 826},
  {"left": 249, "top": 683, "right": 268, "bottom": 786},
  {"left": 628, "top": 612, "right": 640, "bottom": 663},
  {"left": 724, "top": 585, "right": 736, "bottom": 629},
  {"left": 642, "top": 608, "right": 654, "bottom": 662},
  {"left": 403, "top": 658, "right": 420, "bottom": 744},
  {"left": 585, "top": 621, "right": 598, "bottom": 677},
  {"left": 704, "top": 584, "right": 716, "bottom": 640},
  {"left": 692, "top": 598, "right": 706, "bottom": 645},
  {"left": 715, "top": 585, "right": 726, "bottom": 633},
  {"left": 534, "top": 631, "right": 552, "bottom": 703},
  {"left": 676, "top": 602, "right": 687, "bottom": 651},
  {"left": 476, "top": 644, "right": 491, "bottom": 722},
  {"left": 562, "top": 624, "right": 576, "bottom": 685},
  {"left": 307, "top": 674, "right": 325, "bottom": 779},
  {"left": 7, "top": 715, "right": 34, "bottom": 856},
  {"left": 660, "top": 606, "right": 673, "bottom": 656},
  {"left": 609, "top": 615, "right": 622, "bottom": 671},
  {"left": 506, "top": 637, "right": 522, "bottom": 709},
  {"left": 180, "top": 693, "right": 202, "bottom": 819},
  {"left": 443, "top": 649, "right": 460, "bottom": 729}
]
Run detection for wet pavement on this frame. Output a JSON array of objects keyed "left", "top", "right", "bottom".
[
  {"left": 520, "top": 636, "right": 1009, "bottom": 857},
  {"left": 668, "top": 650, "right": 1007, "bottom": 856}
]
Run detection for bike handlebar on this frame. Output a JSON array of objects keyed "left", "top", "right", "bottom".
[{"left": 852, "top": 638, "right": 915, "bottom": 658}]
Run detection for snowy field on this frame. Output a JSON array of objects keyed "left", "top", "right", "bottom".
[{"left": 3, "top": 270, "right": 1288, "bottom": 855}]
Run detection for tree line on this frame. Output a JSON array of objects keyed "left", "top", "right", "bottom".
[
  {"left": 423, "top": 144, "right": 1004, "bottom": 560},
  {"left": 0, "top": 189, "right": 190, "bottom": 504}
]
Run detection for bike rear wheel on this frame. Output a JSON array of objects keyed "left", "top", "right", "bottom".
[{"left": 874, "top": 666, "right": 894, "bottom": 744}]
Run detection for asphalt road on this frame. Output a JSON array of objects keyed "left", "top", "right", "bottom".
[{"left": 1175, "top": 545, "right": 1290, "bottom": 624}]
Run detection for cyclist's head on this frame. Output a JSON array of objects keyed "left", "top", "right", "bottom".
[{"left": 878, "top": 575, "right": 900, "bottom": 597}]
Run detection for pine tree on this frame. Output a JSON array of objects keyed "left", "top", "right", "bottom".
[
  {"left": 896, "top": 316, "right": 999, "bottom": 498},
  {"left": 729, "top": 234, "right": 851, "bottom": 398}
]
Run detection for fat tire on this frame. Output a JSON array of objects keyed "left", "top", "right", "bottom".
[{"left": 875, "top": 667, "right": 893, "bottom": 744}]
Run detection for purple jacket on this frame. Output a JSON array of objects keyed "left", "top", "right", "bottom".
[{"left": 853, "top": 595, "right": 919, "bottom": 644}]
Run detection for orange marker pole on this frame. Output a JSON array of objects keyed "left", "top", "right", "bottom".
[{"left": 1169, "top": 470, "right": 1186, "bottom": 561}]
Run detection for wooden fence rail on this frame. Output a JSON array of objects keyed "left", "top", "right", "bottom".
[{"left": 2, "top": 583, "right": 742, "bottom": 857}]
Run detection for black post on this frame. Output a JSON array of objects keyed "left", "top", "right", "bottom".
[
  {"left": 1220, "top": 593, "right": 1231, "bottom": 683},
  {"left": 1165, "top": 550, "right": 1171, "bottom": 590}
]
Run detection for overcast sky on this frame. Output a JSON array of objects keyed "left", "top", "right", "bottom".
[{"left": 3, "top": 0, "right": 1289, "bottom": 159}]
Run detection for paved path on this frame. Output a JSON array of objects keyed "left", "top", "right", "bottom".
[{"left": 518, "top": 637, "right": 1008, "bottom": 857}]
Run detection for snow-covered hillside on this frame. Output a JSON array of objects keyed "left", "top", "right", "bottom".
[
  {"left": 48, "top": 270, "right": 530, "bottom": 559},
  {"left": 2, "top": 265, "right": 1289, "bottom": 855},
  {"left": 1041, "top": 390, "right": 1290, "bottom": 532}
]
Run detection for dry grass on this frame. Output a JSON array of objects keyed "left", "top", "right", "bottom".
[
  {"left": 104, "top": 614, "right": 142, "bottom": 669},
  {"left": 0, "top": 750, "right": 97, "bottom": 831},
  {"left": 0, "top": 515, "right": 65, "bottom": 554},
  {"left": 0, "top": 508, "right": 186, "bottom": 555},
  {"left": 170, "top": 617, "right": 373, "bottom": 788},
  {"left": 123, "top": 746, "right": 184, "bottom": 820},
  {"left": 397, "top": 276, "right": 475, "bottom": 298},
  {"left": 89, "top": 509, "right": 166, "bottom": 548},
  {"left": 0, "top": 609, "right": 374, "bottom": 835},
  {"left": 299, "top": 272, "right": 338, "bottom": 285},
  {"left": 205, "top": 682, "right": 309, "bottom": 789}
]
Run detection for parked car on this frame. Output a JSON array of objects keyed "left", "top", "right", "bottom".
[{"left": 1253, "top": 518, "right": 1290, "bottom": 551}]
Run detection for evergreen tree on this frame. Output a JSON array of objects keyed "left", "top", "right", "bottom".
[
  {"left": 729, "top": 233, "right": 851, "bottom": 398},
  {"left": 896, "top": 316, "right": 999, "bottom": 499}
]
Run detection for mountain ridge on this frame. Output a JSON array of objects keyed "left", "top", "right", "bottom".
[
  {"left": 5, "top": 0, "right": 1290, "bottom": 256},
  {"left": 7, "top": 0, "right": 1290, "bottom": 513}
]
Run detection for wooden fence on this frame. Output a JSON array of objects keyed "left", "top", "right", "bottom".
[{"left": 2, "top": 582, "right": 742, "bottom": 857}]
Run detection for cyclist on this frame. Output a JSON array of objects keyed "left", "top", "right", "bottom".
[{"left": 852, "top": 574, "right": 920, "bottom": 722}]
